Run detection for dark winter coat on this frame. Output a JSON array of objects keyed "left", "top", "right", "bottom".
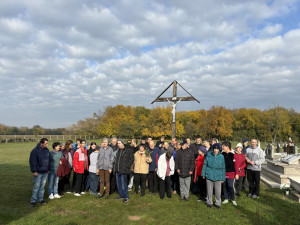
[
  {"left": 148, "top": 146, "right": 161, "bottom": 172},
  {"left": 29, "top": 144, "right": 50, "bottom": 173},
  {"left": 114, "top": 147, "right": 134, "bottom": 175},
  {"left": 189, "top": 143, "right": 202, "bottom": 159},
  {"left": 175, "top": 148, "right": 195, "bottom": 178}
]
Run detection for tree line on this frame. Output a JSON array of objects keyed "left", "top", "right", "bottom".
[
  {"left": 0, "top": 124, "right": 66, "bottom": 136},
  {"left": 63, "top": 105, "right": 300, "bottom": 144}
]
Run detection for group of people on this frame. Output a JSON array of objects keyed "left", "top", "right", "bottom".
[{"left": 29, "top": 135, "right": 265, "bottom": 209}]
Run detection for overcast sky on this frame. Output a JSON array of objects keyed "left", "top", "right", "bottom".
[{"left": 1, "top": 0, "right": 300, "bottom": 128}]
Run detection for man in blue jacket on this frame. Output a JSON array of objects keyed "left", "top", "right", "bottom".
[{"left": 29, "top": 138, "right": 50, "bottom": 206}]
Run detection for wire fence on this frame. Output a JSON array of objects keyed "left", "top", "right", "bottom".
[{"left": 0, "top": 135, "right": 98, "bottom": 143}]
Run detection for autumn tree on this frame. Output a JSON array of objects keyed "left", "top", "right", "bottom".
[{"left": 203, "top": 106, "right": 234, "bottom": 139}]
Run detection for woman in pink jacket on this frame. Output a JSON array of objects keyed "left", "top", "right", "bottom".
[{"left": 234, "top": 143, "right": 247, "bottom": 197}]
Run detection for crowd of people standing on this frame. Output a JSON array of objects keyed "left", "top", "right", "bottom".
[{"left": 29, "top": 135, "right": 265, "bottom": 209}]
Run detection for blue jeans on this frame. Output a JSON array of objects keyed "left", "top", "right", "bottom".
[
  {"left": 116, "top": 172, "right": 128, "bottom": 199},
  {"left": 48, "top": 171, "right": 59, "bottom": 196},
  {"left": 85, "top": 174, "right": 91, "bottom": 191},
  {"left": 31, "top": 173, "right": 48, "bottom": 203},
  {"left": 89, "top": 172, "right": 99, "bottom": 194}
]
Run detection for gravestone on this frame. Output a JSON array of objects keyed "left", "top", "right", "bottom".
[
  {"left": 276, "top": 143, "right": 280, "bottom": 153},
  {"left": 281, "top": 155, "right": 300, "bottom": 165}
]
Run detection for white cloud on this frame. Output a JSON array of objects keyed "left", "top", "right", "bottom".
[{"left": 0, "top": 0, "right": 300, "bottom": 128}]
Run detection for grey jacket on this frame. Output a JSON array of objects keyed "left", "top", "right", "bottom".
[
  {"left": 96, "top": 146, "right": 114, "bottom": 170},
  {"left": 246, "top": 147, "right": 265, "bottom": 171}
]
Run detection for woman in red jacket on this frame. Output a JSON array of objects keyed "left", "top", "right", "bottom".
[
  {"left": 73, "top": 140, "right": 89, "bottom": 196},
  {"left": 234, "top": 143, "right": 246, "bottom": 197},
  {"left": 194, "top": 146, "right": 207, "bottom": 202}
]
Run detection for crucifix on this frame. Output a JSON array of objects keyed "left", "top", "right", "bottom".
[{"left": 151, "top": 80, "right": 200, "bottom": 139}]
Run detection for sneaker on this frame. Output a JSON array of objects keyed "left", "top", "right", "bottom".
[
  {"left": 74, "top": 193, "right": 81, "bottom": 197},
  {"left": 54, "top": 194, "right": 61, "bottom": 199},
  {"left": 115, "top": 196, "right": 123, "bottom": 200},
  {"left": 215, "top": 205, "right": 221, "bottom": 209},
  {"left": 30, "top": 202, "right": 36, "bottom": 207},
  {"left": 252, "top": 194, "right": 258, "bottom": 199},
  {"left": 123, "top": 198, "right": 129, "bottom": 203},
  {"left": 247, "top": 193, "right": 252, "bottom": 198},
  {"left": 66, "top": 190, "right": 72, "bottom": 194},
  {"left": 153, "top": 192, "right": 157, "bottom": 195},
  {"left": 80, "top": 192, "right": 86, "bottom": 195},
  {"left": 96, "top": 195, "right": 103, "bottom": 199},
  {"left": 207, "top": 204, "right": 212, "bottom": 208},
  {"left": 197, "top": 198, "right": 202, "bottom": 202},
  {"left": 48, "top": 194, "right": 54, "bottom": 199},
  {"left": 39, "top": 200, "right": 47, "bottom": 205},
  {"left": 232, "top": 201, "right": 237, "bottom": 206},
  {"left": 180, "top": 196, "right": 184, "bottom": 201},
  {"left": 173, "top": 190, "right": 177, "bottom": 194},
  {"left": 128, "top": 188, "right": 132, "bottom": 192},
  {"left": 185, "top": 197, "right": 189, "bottom": 202},
  {"left": 105, "top": 196, "right": 109, "bottom": 200},
  {"left": 222, "top": 199, "right": 229, "bottom": 204},
  {"left": 236, "top": 193, "right": 241, "bottom": 197}
]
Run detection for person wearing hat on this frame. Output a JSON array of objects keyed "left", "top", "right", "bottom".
[
  {"left": 157, "top": 151, "right": 175, "bottom": 199},
  {"left": 175, "top": 140, "right": 195, "bottom": 201},
  {"left": 194, "top": 146, "right": 207, "bottom": 202},
  {"left": 201, "top": 143, "right": 225, "bottom": 209},
  {"left": 234, "top": 143, "right": 246, "bottom": 197},
  {"left": 114, "top": 139, "right": 134, "bottom": 202},
  {"left": 242, "top": 138, "right": 250, "bottom": 190}
]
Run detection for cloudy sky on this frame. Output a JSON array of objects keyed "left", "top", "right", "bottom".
[{"left": 1, "top": 0, "right": 300, "bottom": 128}]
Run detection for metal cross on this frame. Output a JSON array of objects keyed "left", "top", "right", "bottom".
[{"left": 151, "top": 80, "right": 200, "bottom": 138}]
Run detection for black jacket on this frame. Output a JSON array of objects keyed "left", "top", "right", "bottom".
[
  {"left": 114, "top": 147, "right": 134, "bottom": 175},
  {"left": 175, "top": 148, "right": 195, "bottom": 178},
  {"left": 189, "top": 143, "right": 202, "bottom": 159},
  {"left": 222, "top": 152, "right": 235, "bottom": 173}
]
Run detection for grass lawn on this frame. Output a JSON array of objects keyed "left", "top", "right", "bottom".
[{"left": 0, "top": 141, "right": 299, "bottom": 225}]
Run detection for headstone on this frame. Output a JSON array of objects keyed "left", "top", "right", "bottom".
[
  {"left": 266, "top": 144, "right": 274, "bottom": 159},
  {"left": 276, "top": 143, "right": 280, "bottom": 153},
  {"left": 281, "top": 155, "right": 300, "bottom": 165}
]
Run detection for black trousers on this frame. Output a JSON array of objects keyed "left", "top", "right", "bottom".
[
  {"left": 58, "top": 174, "right": 70, "bottom": 194},
  {"left": 71, "top": 170, "right": 77, "bottom": 191},
  {"left": 171, "top": 171, "right": 179, "bottom": 192},
  {"left": 235, "top": 177, "right": 244, "bottom": 195},
  {"left": 242, "top": 168, "right": 248, "bottom": 189},
  {"left": 247, "top": 170, "right": 261, "bottom": 196},
  {"left": 134, "top": 173, "right": 147, "bottom": 195},
  {"left": 81, "top": 170, "right": 89, "bottom": 191},
  {"left": 110, "top": 172, "right": 117, "bottom": 194},
  {"left": 159, "top": 176, "right": 172, "bottom": 199},
  {"left": 75, "top": 172, "right": 84, "bottom": 194},
  {"left": 198, "top": 176, "right": 206, "bottom": 198},
  {"left": 148, "top": 171, "right": 158, "bottom": 193}
]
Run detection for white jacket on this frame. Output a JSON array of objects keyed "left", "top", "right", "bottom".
[{"left": 157, "top": 153, "right": 175, "bottom": 180}]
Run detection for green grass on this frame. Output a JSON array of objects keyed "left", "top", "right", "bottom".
[{"left": 0, "top": 141, "right": 299, "bottom": 225}]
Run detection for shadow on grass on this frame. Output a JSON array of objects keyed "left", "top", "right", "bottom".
[
  {"left": 0, "top": 163, "right": 42, "bottom": 225},
  {"left": 237, "top": 187, "right": 300, "bottom": 225}
]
